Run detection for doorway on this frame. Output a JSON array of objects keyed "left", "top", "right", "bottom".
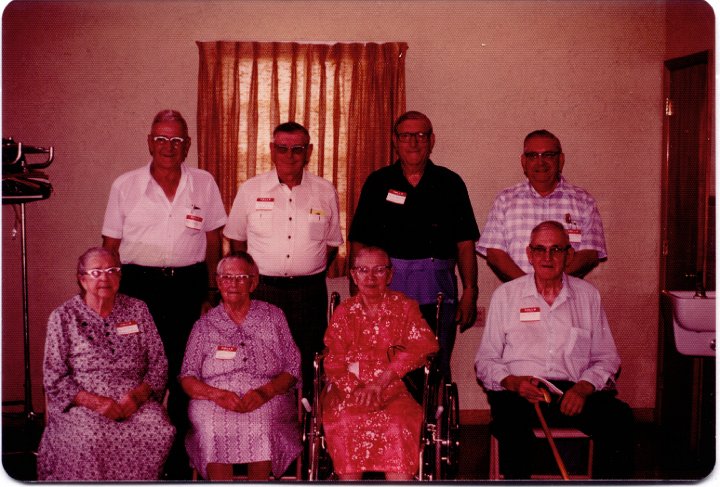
[{"left": 656, "top": 50, "right": 714, "bottom": 479}]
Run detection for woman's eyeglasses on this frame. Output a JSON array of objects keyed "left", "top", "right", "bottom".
[
  {"left": 82, "top": 267, "right": 121, "bottom": 279},
  {"left": 352, "top": 265, "right": 391, "bottom": 277},
  {"left": 218, "top": 274, "right": 256, "bottom": 284}
]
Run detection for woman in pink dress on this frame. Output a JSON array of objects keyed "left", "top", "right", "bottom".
[{"left": 321, "top": 246, "right": 439, "bottom": 480}]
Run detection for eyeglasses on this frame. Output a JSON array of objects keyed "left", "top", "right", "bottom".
[
  {"left": 352, "top": 265, "right": 391, "bottom": 277},
  {"left": 273, "top": 144, "right": 308, "bottom": 156},
  {"left": 152, "top": 135, "right": 186, "bottom": 146},
  {"left": 523, "top": 151, "right": 561, "bottom": 162},
  {"left": 82, "top": 267, "right": 121, "bottom": 279},
  {"left": 528, "top": 245, "right": 571, "bottom": 259},
  {"left": 396, "top": 132, "right": 431, "bottom": 144},
  {"left": 218, "top": 273, "right": 256, "bottom": 284}
]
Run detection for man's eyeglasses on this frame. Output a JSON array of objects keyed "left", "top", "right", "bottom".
[
  {"left": 152, "top": 135, "right": 186, "bottom": 146},
  {"left": 82, "top": 267, "right": 121, "bottom": 279},
  {"left": 273, "top": 144, "right": 308, "bottom": 156},
  {"left": 352, "top": 265, "right": 391, "bottom": 277},
  {"left": 218, "top": 273, "right": 256, "bottom": 284},
  {"left": 523, "top": 151, "right": 561, "bottom": 162},
  {"left": 396, "top": 132, "right": 431, "bottom": 144},
  {"left": 528, "top": 245, "right": 571, "bottom": 259}
]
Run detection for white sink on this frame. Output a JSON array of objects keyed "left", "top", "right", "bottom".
[{"left": 662, "top": 290, "right": 716, "bottom": 356}]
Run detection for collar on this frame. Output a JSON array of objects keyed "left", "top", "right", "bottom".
[
  {"left": 143, "top": 162, "right": 191, "bottom": 194},
  {"left": 261, "top": 168, "right": 308, "bottom": 192},
  {"left": 522, "top": 272, "right": 572, "bottom": 308},
  {"left": 525, "top": 175, "right": 567, "bottom": 198}
]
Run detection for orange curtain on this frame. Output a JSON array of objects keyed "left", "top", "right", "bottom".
[{"left": 197, "top": 42, "right": 407, "bottom": 276}]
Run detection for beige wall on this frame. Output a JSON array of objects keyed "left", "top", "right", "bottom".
[{"left": 2, "top": 0, "right": 713, "bottom": 414}]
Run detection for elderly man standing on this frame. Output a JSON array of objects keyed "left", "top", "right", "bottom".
[
  {"left": 349, "top": 111, "right": 479, "bottom": 379},
  {"left": 224, "top": 121, "right": 342, "bottom": 397},
  {"left": 475, "top": 221, "right": 633, "bottom": 479},
  {"left": 102, "top": 109, "right": 227, "bottom": 479},
  {"left": 476, "top": 130, "right": 607, "bottom": 282}
]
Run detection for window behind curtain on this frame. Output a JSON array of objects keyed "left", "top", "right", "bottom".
[{"left": 196, "top": 41, "right": 407, "bottom": 276}]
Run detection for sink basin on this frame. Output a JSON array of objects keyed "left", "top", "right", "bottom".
[
  {"left": 663, "top": 290, "right": 716, "bottom": 332},
  {"left": 661, "top": 290, "right": 716, "bottom": 357}
]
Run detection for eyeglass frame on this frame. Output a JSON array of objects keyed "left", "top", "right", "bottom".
[
  {"left": 272, "top": 143, "right": 309, "bottom": 156},
  {"left": 528, "top": 244, "right": 572, "bottom": 259},
  {"left": 217, "top": 273, "right": 257, "bottom": 284},
  {"left": 395, "top": 131, "right": 432, "bottom": 144},
  {"left": 523, "top": 151, "right": 562, "bottom": 162},
  {"left": 351, "top": 265, "right": 392, "bottom": 277},
  {"left": 151, "top": 135, "right": 187, "bottom": 146},
  {"left": 81, "top": 267, "right": 122, "bottom": 279}
]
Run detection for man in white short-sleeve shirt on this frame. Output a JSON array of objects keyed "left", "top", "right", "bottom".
[
  {"left": 224, "top": 121, "right": 342, "bottom": 396},
  {"left": 102, "top": 109, "right": 226, "bottom": 479}
]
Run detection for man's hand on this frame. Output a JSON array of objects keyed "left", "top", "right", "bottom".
[
  {"left": 559, "top": 380, "right": 594, "bottom": 416},
  {"left": 456, "top": 290, "right": 477, "bottom": 332},
  {"left": 501, "top": 375, "right": 548, "bottom": 404}
]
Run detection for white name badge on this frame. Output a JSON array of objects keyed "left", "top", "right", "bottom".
[
  {"left": 185, "top": 213, "right": 203, "bottom": 230},
  {"left": 116, "top": 321, "right": 140, "bottom": 335},
  {"left": 519, "top": 307, "right": 541, "bottom": 322},
  {"left": 255, "top": 197, "right": 275, "bottom": 210},
  {"left": 215, "top": 346, "right": 237, "bottom": 359},
  {"left": 567, "top": 228, "right": 582, "bottom": 243},
  {"left": 386, "top": 189, "right": 407, "bottom": 205}
]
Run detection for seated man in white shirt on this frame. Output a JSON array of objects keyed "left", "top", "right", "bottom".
[{"left": 475, "top": 220, "right": 633, "bottom": 479}]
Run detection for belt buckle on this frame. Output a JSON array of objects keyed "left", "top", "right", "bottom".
[{"left": 161, "top": 267, "right": 175, "bottom": 278}]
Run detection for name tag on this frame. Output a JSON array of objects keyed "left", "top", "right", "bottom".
[
  {"left": 567, "top": 228, "right": 582, "bottom": 243},
  {"left": 519, "top": 307, "right": 541, "bottom": 322},
  {"left": 386, "top": 189, "right": 407, "bottom": 205},
  {"left": 255, "top": 197, "right": 274, "bottom": 210},
  {"left": 116, "top": 321, "right": 140, "bottom": 335},
  {"left": 185, "top": 213, "right": 203, "bottom": 230},
  {"left": 215, "top": 345, "right": 237, "bottom": 359}
]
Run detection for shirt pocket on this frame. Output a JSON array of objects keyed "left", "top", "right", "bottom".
[
  {"left": 566, "top": 327, "right": 591, "bottom": 358},
  {"left": 307, "top": 213, "right": 328, "bottom": 241},
  {"left": 248, "top": 210, "right": 274, "bottom": 238}
]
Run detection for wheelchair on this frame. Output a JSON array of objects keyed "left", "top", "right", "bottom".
[{"left": 302, "top": 292, "right": 460, "bottom": 481}]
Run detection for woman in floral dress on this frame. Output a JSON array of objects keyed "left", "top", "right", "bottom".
[
  {"left": 180, "top": 252, "right": 301, "bottom": 481},
  {"left": 322, "top": 246, "right": 439, "bottom": 480},
  {"left": 37, "top": 247, "right": 174, "bottom": 480}
]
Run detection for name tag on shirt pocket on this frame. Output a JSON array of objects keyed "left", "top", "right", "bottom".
[
  {"left": 567, "top": 228, "right": 582, "bottom": 243},
  {"left": 519, "top": 307, "right": 541, "bottom": 322},
  {"left": 215, "top": 346, "right": 237, "bottom": 359},
  {"left": 116, "top": 321, "right": 140, "bottom": 335}
]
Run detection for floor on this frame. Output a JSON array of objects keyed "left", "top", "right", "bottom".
[{"left": 1, "top": 410, "right": 712, "bottom": 482}]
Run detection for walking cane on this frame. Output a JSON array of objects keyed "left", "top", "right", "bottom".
[{"left": 534, "top": 389, "right": 570, "bottom": 480}]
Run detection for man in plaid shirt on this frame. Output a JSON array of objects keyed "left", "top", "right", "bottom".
[{"left": 476, "top": 130, "right": 607, "bottom": 282}]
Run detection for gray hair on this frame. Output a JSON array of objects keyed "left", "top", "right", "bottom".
[
  {"left": 151, "top": 109, "right": 188, "bottom": 134},
  {"left": 351, "top": 246, "right": 392, "bottom": 268},
  {"left": 217, "top": 251, "right": 259, "bottom": 276},
  {"left": 530, "top": 220, "right": 570, "bottom": 245},
  {"left": 524, "top": 129, "right": 562, "bottom": 152}
]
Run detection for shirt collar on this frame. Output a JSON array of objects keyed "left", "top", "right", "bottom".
[
  {"left": 262, "top": 168, "right": 308, "bottom": 191},
  {"left": 143, "top": 162, "right": 191, "bottom": 195},
  {"left": 522, "top": 272, "right": 572, "bottom": 307},
  {"left": 525, "top": 175, "right": 567, "bottom": 198}
]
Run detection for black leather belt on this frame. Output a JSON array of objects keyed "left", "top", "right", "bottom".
[
  {"left": 122, "top": 262, "right": 205, "bottom": 278},
  {"left": 259, "top": 272, "right": 325, "bottom": 287}
]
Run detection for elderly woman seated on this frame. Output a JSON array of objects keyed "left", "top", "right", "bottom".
[
  {"left": 321, "top": 246, "right": 439, "bottom": 480},
  {"left": 179, "top": 252, "right": 302, "bottom": 481},
  {"left": 37, "top": 247, "right": 174, "bottom": 481}
]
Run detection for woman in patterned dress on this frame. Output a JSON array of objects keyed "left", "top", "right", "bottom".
[
  {"left": 321, "top": 246, "right": 439, "bottom": 480},
  {"left": 37, "top": 247, "right": 175, "bottom": 480},
  {"left": 179, "top": 252, "right": 302, "bottom": 481}
]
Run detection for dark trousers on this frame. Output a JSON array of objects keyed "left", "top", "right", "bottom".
[
  {"left": 252, "top": 273, "right": 328, "bottom": 400},
  {"left": 487, "top": 382, "right": 634, "bottom": 480},
  {"left": 119, "top": 262, "right": 208, "bottom": 480}
]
